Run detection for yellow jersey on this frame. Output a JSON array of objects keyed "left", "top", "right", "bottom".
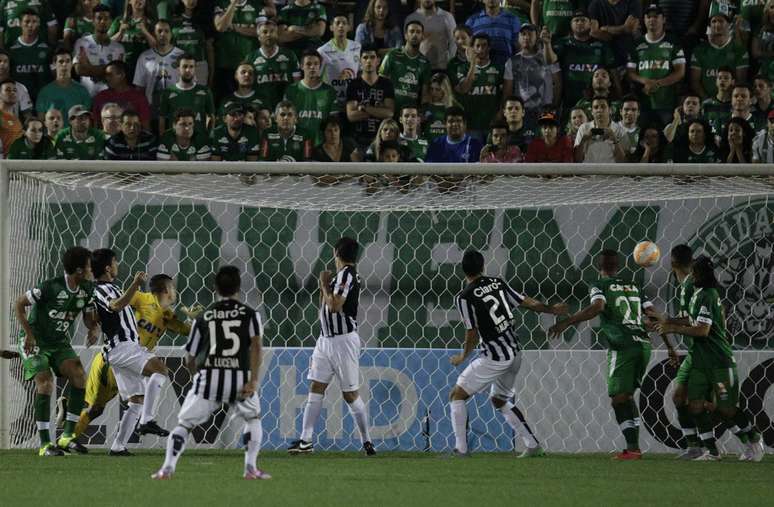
[{"left": 130, "top": 291, "right": 190, "bottom": 350}]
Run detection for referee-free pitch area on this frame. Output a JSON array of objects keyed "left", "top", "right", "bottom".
[{"left": 1, "top": 450, "right": 772, "bottom": 506}]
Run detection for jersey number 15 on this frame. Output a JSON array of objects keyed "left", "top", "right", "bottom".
[{"left": 208, "top": 320, "right": 241, "bottom": 357}]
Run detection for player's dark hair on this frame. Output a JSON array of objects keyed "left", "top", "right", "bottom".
[
  {"left": 670, "top": 244, "right": 693, "bottom": 268},
  {"left": 621, "top": 94, "right": 639, "bottom": 106},
  {"left": 106, "top": 59, "right": 127, "bottom": 76},
  {"left": 453, "top": 25, "right": 473, "bottom": 37},
  {"left": 445, "top": 106, "right": 466, "bottom": 122},
  {"left": 178, "top": 52, "right": 197, "bottom": 64},
  {"left": 0, "top": 78, "right": 16, "bottom": 88},
  {"left": 692, "top": 255, "right": 718, "bottom": 289},
  {"left": 716, "top": 66, "right": 735, "bottom": 77},
  {"left": 504, "top": 96, "right": 524, "bottom": 108},
  {"left": 334, "top": 237, "right": 359, "bottom": 263},
  {"left": 732, "top": 84, "right": 751, "bottom": 95},
  {"left": 472, "top": 32, "right": 490, "bottom": 45},
  {"left": 19, "top": 8, "right": 40, "bottom": 19},
  {"left": 753, "top": 75, "right": 771, "bottom": 86},
  {"left": 320, "top": 115, "right": 342, "bottom": 133},
  {"left": 591, "top": 95, "right": 610, "bottom": 106},
  {"left": 149, "top": 274, "right": 174, "bottom": 294},
  {"left": 174, "top": 107, "right": 196, "bottom": 123},
  {"left": 405, "top": 20, "right": 424, "bottom": 32},
  {"left": 215, "top": 265, "right": 241, "bottom": 297},
  {"left": 52, "top": 46, "right": 72, "bottom": 62},
  {"left": 462, "top": 249, "right": 484, "bottom": 277},
  {"left": 598, "top": 249, "right": 619, "bottom": 274},
  {"left": 93, "top": 4, "right": 112, "bottom": 15},
  {"left": 360, "top": 43, "right": 379, "bottom": 56},
  {"left": 91, "top": 248, "right": 117, "bottom": 278},
  {"left": 62, "top": 246, "right": 92, "bottom": 275},
  {"left": 121, "top": 109, "right": 140, "bottom": 121},
  {"left": 301, "top": 49, "right": 322, "bottom": 63},
  {"left": 379, "top": 139, "right": 402, "bottom": 160}
]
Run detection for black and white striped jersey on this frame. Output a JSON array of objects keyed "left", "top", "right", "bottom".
[
  {"left": 94, "top": 281, "right": 140, "bottom": 349},
  {"left": 319, "top": 265, "right": 360, "bottom": 337},
  {"left": 185, "top": 298, "right": 262, "bottom": 403},
  {"left": 455, "top": 276, "right": 525, "bottom": 361}
]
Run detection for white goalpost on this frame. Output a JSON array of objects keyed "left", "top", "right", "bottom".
[{"left": 1, "top": 161, "right": 773, "bottom": 453}]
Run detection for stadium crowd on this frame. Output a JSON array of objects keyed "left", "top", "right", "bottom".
[{"left": 0, "top": 0, "right": 772, "bottom": 164}]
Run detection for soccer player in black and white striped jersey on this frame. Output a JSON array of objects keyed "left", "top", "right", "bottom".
[
  {"left": 91, "top": 249, "right": 170, "bottom": 455},
  {"left": 288, "top": 237, "right": 375, "bottom": 455},
  {"left": 153, "top": 266, "right": 270, "bottom": 480},
  {"left": 449, "top": 250, "right": 568, "bottom": 457}
]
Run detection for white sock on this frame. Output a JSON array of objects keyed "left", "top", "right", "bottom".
[
  {"left": 499, "top": 401, "right": 538, "bottom": 449},
  {"left": 300, "top": 392, "right": 324, "bottom": 441},
  {"left": 450, "top": 400, "right": 468, "bottom": 453},
  {"left": 162, "top": 426, "right": 189, "bottom": 471},
  {"left": 347, "top": 397, "right": 371, "bottom": 443},
  {"left": 140, "top": 373, "right": 166, "bottom": 425},
  {"left": 243, "top": 418, "right": 263, "bottom": 469},
  {"left": 111, "top": 402, "right": 142, "bottom": 451}
]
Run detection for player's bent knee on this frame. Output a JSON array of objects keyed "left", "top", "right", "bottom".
[
  {"left": 450, "top": 385, "right": 469, "bottom": 401},
  {"left": 129, "top": 395, "right": 144, "bottom": 404},
  {"left": 310, "top": 381, "right": 328, "bottom": 395},
  {"left": 342, "top": 391, "right": 359, "bottom": 403},
  {"left": 490, "top": 397, "right": 506, "bottom": 409},
  {"left": 35, "top": 372, "right": 55, "bottom": 395}
]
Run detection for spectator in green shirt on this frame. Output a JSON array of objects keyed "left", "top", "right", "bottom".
[
  {"left": 7, "top": 116, "right": 55, "bottom": 159},
  {"left": 54, "top": 104, "right": 106, "bottom": 159}
]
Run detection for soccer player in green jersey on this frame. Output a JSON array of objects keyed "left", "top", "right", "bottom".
[
  {"left": 626, "top": 4, "right": 686, "bottom": 125},
  {"left": 702, "top": 67, "right": 734, "bottom": 137},
  {"left": 157, "top": 107, "right": 212, "bottom": 161},
  {"left": 690, "top": 12, "right": 749, "bottom": 100},
  {"left": 550, "top": 249, "right": 653, "bottom": 460},
  {"left": 7, "top": 116, "right": 55, "bottom": 159},
  {"left": 211, "top": 103, "right": 260, "bottom": 161},
  {"left": 54, "top": 104, "right": 106, "bottom": 159},
  {"left": 251, "top": 18, "right": 301, "bottom": 111},
  {"left": 15, "top": 246, "right": 99, "bottom": 456},
  {"left": 379, "top": 20, "right": 431, "bottom": 117},
  {"left": 260, "top": 100, "right": 312, "bottom": 161},
  {"left": 656, "top": 256, "right": 764, "bottom": 461},
  {"left": 284, "top": 50, "right": 337, "bottom": 146},
  {"left": 158, "top": 54, "right": 215, "bottom": 135}
]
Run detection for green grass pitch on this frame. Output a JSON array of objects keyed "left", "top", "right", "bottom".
[{"left": 2, "top": 450, "right": 772, "bottom": 506}]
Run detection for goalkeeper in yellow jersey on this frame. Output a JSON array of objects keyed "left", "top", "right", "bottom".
[{"left": 59, "top": 274, "right": 202, "bottom": 445}]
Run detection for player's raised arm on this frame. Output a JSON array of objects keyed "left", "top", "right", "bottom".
[
  {"left": 520, "top": 296, "right": 568, "bottom": 316},
  {"left": 107, "top": 271, "right": 146, "bottom": 311},
  {"left": 320, "top": 267, "right": 353, "bottom": 313},
  {"left": 549, "top": 299, "right": 606, "bottom": 338}
]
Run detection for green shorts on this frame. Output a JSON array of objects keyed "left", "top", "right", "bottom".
[
  {"left": 18, "top": 340, "right": 79, "bottom": 381},
  {"left": 675, "top": 353, "right": 693, "bottom": 385},
  {"left": 687, "top": 365, "right": 739, "bottom": 409},
  {"left": 607, "top": 343, "right": 652, "bottom": 396}
]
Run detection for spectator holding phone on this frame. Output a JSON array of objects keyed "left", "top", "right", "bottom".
[{"left": 574, "top": 95, "right": 629, "bottom": 162}]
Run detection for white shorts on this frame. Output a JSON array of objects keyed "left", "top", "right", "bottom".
[
  {"left": 307, "top": 332, "right": 362, "bottom": 392},
  {"left": 177, "top": 389, "right": 261, "bottom": 428},
  {"left": 106, "top": 341, "right": 154, "bottom": 399},
  {"left": 456, "top": 353, "right": 522, "bottom": 400}
]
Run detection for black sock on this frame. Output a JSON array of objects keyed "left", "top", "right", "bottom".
[
  {"left": 694, "top": 410, "right": 718, "bottom": 455},
  {"left": 613, "top": 402, "right": 638, "bottom": 450},
  {"left": 676, "top": 404, "right": 700, "bottom": 447}
]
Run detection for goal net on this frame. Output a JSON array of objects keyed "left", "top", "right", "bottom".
[{"left": 2, "top": 165, "right": 773, "bottom": 453}]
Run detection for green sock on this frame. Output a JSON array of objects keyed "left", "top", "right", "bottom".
[
  {"left": 694, "top": 410, "right": 718, "bottom": 455},
  {"left": 676, "top": 404, "right": 700, "bottom": 447},
  {"left": 613, "top": 402, "right": 638, "bottom": 450},
  {"left": 62, "top": 386, "right": 85, "bottom": 437},
  {"left": 34, "top": 394, "right": 51, "bottom": 447}
]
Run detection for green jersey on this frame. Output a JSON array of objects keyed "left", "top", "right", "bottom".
[
  {"left": 277, "top": 1, "right": 327, "bottom": 59},
  {"left": 8, "top": 37, "right": 51, "bottom": 99},
  {"left": 213, "top": 0, "right": 266, "bottom": 70},
  {"left": 502, "top": 2, "right": 530, "bottom": 24},
  {"left": 22, "top": 276, "right": 94, "bottom": 346},
  {"left": 0, "top": 0, "right": 56, "bottom": 46},
  {"left": 691, "top": 38, "right": 749, "bottom": 98},
  {"left": 422, "top": 103, "right": 449, "bottom": 140},
  {"left": 283, "top": 80, "right": 337, "bottom": 145},
  {"left": 399, "top": 134, "right": 428, "bottom": 162},
  {"left": 680, "top": 145, "right": 720, "bottom": 163},
  {"left": 554, "top": 35, "right": 616, "bottom": 110},
  {"left": 740, "top": 0, "right": 767, "bottom": 35},
  {"left": 251, "top": 46, "right": 301, "bottom": 110},
  {"left": 7, "top": 136, "right": 56, "bottom": 159},
  {"left": 539, "top": 0, "right": 579, "bottom": 37},
  {"left": 156, "top": 129, "right": 212, "bottom": 161},
  {"left": 627, "top": 35, "right": 686, "bottom": 110},
  {"left": 379, "top": 48, "right": 431, "bottom": 116},
  {"left": 687, "top": 287, "right": 734, "bottom": 368},
  {"left": 676, "top": 274, "right": 695, "bottom": 349},
  {"left": 158, "top": 83, "right": 215, "bottom": 132},
  {"left": 54, "top": 127, "right": 105, "bottom": 159},
  {"left": 170, "top": 13, "right": 208, "bottom": 63},
  {"left": 590, "top": 276, "right": 651, "bottom": 350},
  {"left": 701, "top": 97, "right": 731, "bottom": 136},
  {"left": 108, "top": 17, "right": 153, "bottom": 77},
  {"left": 259, "top": 127, "right": 312, "bottom": 161},
  {"left": 210, "top": 123, "right": 260, "bottom": 160},
  {"left": 64, "top": 16, "right": 94, "bottom": 42},
  {"left": 449, "top": 60, "right": 504, "bottom": 131}
]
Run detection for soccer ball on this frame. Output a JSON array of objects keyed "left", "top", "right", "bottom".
[{"left": 633, "top": 241, "right": 661, "bottom": 267}]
